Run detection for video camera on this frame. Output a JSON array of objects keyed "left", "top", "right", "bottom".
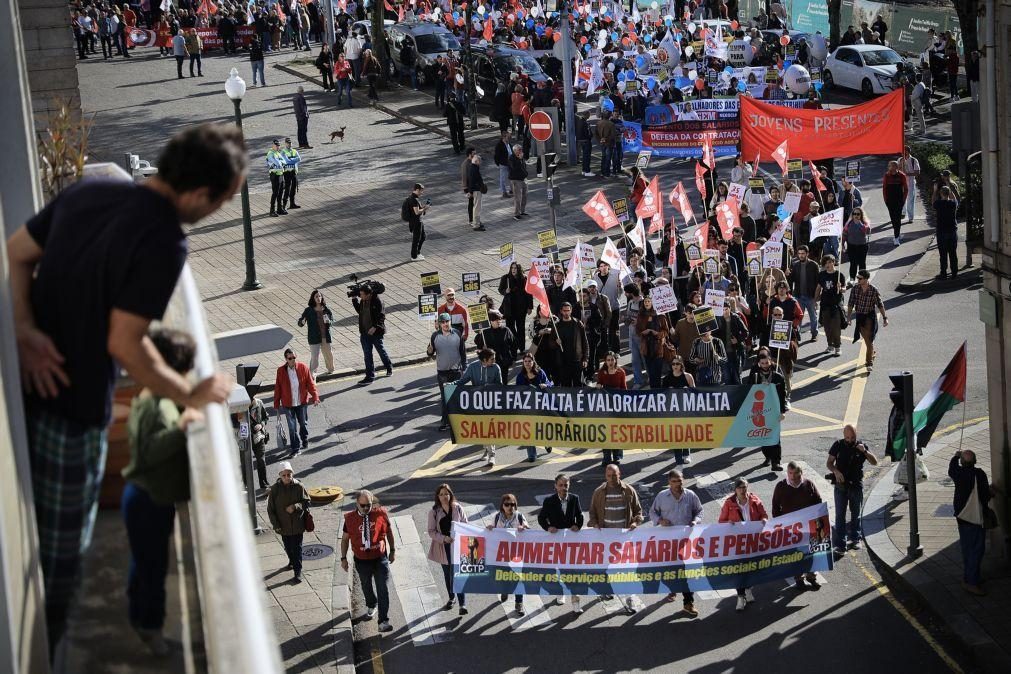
[{"left": 346, "top": 274, "right": 385, "bottom": 298}]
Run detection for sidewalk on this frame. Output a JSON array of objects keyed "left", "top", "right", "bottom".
[
  {"left": 864, "top": 420, "right": 1011, "bottom": 672},
  {"left": 254, "top": 492, "right": 354, "bottom": 674}
]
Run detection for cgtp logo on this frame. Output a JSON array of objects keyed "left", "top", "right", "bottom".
[
  {"left": 808, "top": 514, "right": 832, "bottom": 553},
  {"left": 458, "top": 535, "right": 487, "bottom": 574},
  {"left": 746, "top": 389, "right": 773, "bottom": 438}
]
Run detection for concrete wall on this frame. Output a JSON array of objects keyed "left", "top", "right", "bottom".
[{"left": 18, "top": 0, "right": 81, "bottom": 126}]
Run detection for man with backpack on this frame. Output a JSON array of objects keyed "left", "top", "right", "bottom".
[{"left": 403, "top": 183, "right": 429, "bottom": 261}]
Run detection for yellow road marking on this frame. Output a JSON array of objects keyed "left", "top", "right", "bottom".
[
  {"left": 851, "top": 555, "right": 964, "bottom": 673},
  {"left": 410, "top": 440, "right": 458, "bottom": 479},
  {"left": 781, "top": 424, "right": 842, "bottom": 437},
  {"left": 370, "top": 641, "right": 386, "bottom": 674},
  {"left": 788, "top": 407, "right": 845, "bottom": 425},
  {"left": 792, "top": 355, "right": 862, "bottom": 390},
  {"left": 843, "top": 342, "right": 869, "bottom": 428}
]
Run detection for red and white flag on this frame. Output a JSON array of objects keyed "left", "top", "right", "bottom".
[
  {"left": 197, "top": 0, "right": 218, "bottom": 15},
  {"left": 525, "top": 263, "right": 551, "bottom": 314},
  {"left": 562, "top": 248, "right": 581, "bottom": 291},
  {"left": 648, "top": 203, "right": 665, "bottom": 235},
  {"left": 634, "top": 175, "right": 661, "bottom": 220},
  {"left": 126, "top": 27, "right": 158, "bottom": 47},
  {"left": 483, "top": 17, "right": 494, "bottom": 41},
  {"left": 714, "top": 198, "right": 739, "bottom": 240},
  {"left": 809, "top": 161, "right": 826, "bottom": 191},
  {"left": 701, "top": 134, "right": 716, "bottom": 170},
  {"left": 582, "top": 190, "right": 620, "bottom": 231},
  {"left": 695, "top": 161, "right": 708, "bottom": 198},
  {"left": 669, "top": 181, "right": 694, "bottom": 224},
  {"left": 771, "top": 140, "right": 789, "bottom": 175}
]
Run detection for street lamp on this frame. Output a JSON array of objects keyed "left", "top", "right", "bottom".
[{"left": 225, "top": 67, "right": 263, "bottom": 291}]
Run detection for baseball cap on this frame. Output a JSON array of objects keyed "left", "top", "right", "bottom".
[
  {"left": 587, "top": 280, "right": 598, "bottom": 288},
  {"left": 278, "top": 461, "right": 293, "bottom": 474},
  {"left": 438, "top": 312, "right": 452, "bottom": 321}
]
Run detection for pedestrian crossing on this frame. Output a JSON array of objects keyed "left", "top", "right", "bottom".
[{"left": 385, "top": 496, "right": 831, "bottom": 646}]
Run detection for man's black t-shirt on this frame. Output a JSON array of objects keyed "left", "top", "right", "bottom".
[
  {"left": 829, "top": 439, "right": 869, "bottom": 485},
  {"left": 26, "top": 180, "right": 187, "bottom": 427},
  {"left": 407, "top": 194, "right": 422, "bottom": 230}
]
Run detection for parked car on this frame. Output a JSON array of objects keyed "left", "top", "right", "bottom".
[
  {"left": 386, "top": 21, "right": 461, "bottom": 85},
  {"left": 824, "top": 44, "right": 907, "bottom": 95},
  {"left": 472, "top": 45, "right": 548, "bottom": 100},
  {"left": 759, "top": 29, "right": 811, "bottom": 47},
  {"left": 350, "top": 19, "right": 394, "bottom": 42}
]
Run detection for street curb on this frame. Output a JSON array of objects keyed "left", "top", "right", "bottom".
[
  {"left": 862, "top": 421, "right": 1011, "bottom": 672},
  {"left": 894, "top": 232, "right": 982, "bottom": 292},
  {"left": 273, "top": 63, "right": 500, "bottom": 157}
]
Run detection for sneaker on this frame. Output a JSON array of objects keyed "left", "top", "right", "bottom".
[
  {"left": 514, "top": 215, "right": 522, "bottom": 220},
  {"left": 683, "top": 602, "right": 698, "bottom": 617},
  {"left": 834, "top": 347, "right": 841, "bottom": 356},
  {"left": 833, "top": 546, "right": 847, "bottom": 556},
  {"left": 893, "top": 237, "right": 900, "bottom": 246},
  {"left": 277, "top": 208, "right": 289, "bottom": 215},
  {"left": 438, "top": 422, "right": 450, "bottom": 431},
  {"left": 805, "top": 574, "right": 821, "bottom": 589},
  {"left": 624, "top": 598, "right": 637, "bottom": 615},
  {"left": 293, "top": 574, "right": 303, "bottom": 584},
  {"left": 793, "top": 576, "right": 807, "bottom": 590},
  {"left": 572, "top": 597, "right": 583, "bottom": 613},
  {"left": 412, "top": 254, "right": 426, "bottom": 261},
  {"left": 473, "top": 225, "right": 487, "bottom": 232},
  {"left": 603, "top": 594, "right": 615, "bottom": 601},
  {"left": 270, "top": 211, "right": 278, "bottom": 217},
  {"left": 582, "top": 172, "right": 596, "bottom": 177},
  {"left": 358, "top": 377, "right": 374, "bottom": 385},
  {"left": 515, "top": 602, "right": 525, "bottom": 616},
  {"left": 736, "top": 596, "right": 747, "bottom": 612},
  {"left": 289, "top": 204, "right": 302, "bottom": 209},
  {"left": 487, "top": 454, "right": 496, "bottom": 466},
  {"left": 386, "top": 366, "right": 393, "bottom": 377},
  {"left": 745, "top": 588, "right": 755, "bottom": 603},
  {"left": 536, "top": 172, "right": 543, "bottom": 178},
  {"left": 848, "top": 540, "right": 862, "bottom": 550},
  {"left": 683, "top": 455, "right": 692, "bottom": 465},
  {"left": 365, "top": 606, "right": 377, "bottom": 619},
  {"left": 480, "top": 447, "right": 490, "bottom": 462},
  {"left": 759, "top": 459, "right": 771, "bottom": 467},
  {"left": 459, "top": 606, "right": 469, "bottom": 615},
  {"left": 556, "top": 595, "right": 567, "bottom": 605},
  {"left": 772, "top": 464, "right": 784, "bottom": 471},
  {"left": 499, "top": 594, "right": 508, "bottom": 603},
  {"left": 444, "top": 599, "right": 455, "bottom": 611},
  {"left": 545, "top": 446, "right": 553, "bottom": 453},
  {"left": 287, "top": 449, "right": 300, "bottom": 459},
  {"left": 378, "top": 621, "right": 393, "bottom": 633}
]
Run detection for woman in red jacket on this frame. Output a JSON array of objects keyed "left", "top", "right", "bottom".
[
  {"left": 595, "top": 351, "right": 627, "bottom": 468},
  {"left": 719, "top": 477, "right": 769, "bottom": 612}
]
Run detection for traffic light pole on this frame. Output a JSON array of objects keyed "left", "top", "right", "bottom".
[
  {"left": 559, "top": 2, "right": 577, "bottom": 166},
  {"left": 540, "top": 140, "right": 559, "bottom": 244},
  {"left": 899, "top": 370, "right": 923, "bottom": 558}
]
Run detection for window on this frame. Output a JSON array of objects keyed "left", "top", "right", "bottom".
[
  {"left": 861, "top": 49, "right": 903, "bottom": 66},
  {"left": 416, "top": 32, "right": 462, "bottom": 54}
]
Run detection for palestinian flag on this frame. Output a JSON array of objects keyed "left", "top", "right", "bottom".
[{"left": 892, "top": 342, "right": 967, "bottom": 458}]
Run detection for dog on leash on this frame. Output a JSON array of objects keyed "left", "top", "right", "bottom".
[{"left": 329, "top": 127, "right": 347, "bottom": 143}]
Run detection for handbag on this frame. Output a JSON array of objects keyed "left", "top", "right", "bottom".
[
  {"left": 303, "top": 509, "right": 315, "bottom": 533},
  {"left": 276, "top": 417, "right": 288, "bottom": 451}
]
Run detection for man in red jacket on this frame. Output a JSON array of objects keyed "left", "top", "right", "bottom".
[{"left": 273, "top": 348, "right": 319, "bottom": 457}]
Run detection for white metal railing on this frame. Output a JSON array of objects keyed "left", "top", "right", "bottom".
[{"left": 167, "top": 265, "right": 282, "bottom": 674}]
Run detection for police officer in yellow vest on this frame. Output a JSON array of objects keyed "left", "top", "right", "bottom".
[
  {"left": 267, "top": 139, "right": 287, "bottom": 216},
  {"left": 282, "top": 137, "right": 302, "bottom": 210}
]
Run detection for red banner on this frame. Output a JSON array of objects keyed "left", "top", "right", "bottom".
[{"left": 740, "top": 89, "right": 904, "bottom": 161}]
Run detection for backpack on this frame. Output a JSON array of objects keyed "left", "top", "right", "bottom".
[{"left": 401, "top": 196, "right": 414, "bottom": 223}]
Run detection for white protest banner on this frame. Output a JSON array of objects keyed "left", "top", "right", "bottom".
[
  {"left": 649, "top": 284, "right": 679, "bottom": 314},
  {"left": 810, "top": 208, "right": 845, "bottom": 240},
  {"left": 782, "top": 191, "right": 801, "bottom": 215},
  {"left": 704, "top": 288, "right": 726, "bottom": 310},
  {"left": 627, "top": 218, "right": 647, "bottom": 252},
  {"left": 727, "top": 182, "right": 747, "bottom": 204},
  {"left": 769, "top": 319, "right": 793, "bottom": 349},
  {"left": 531, "top": 257, "right": 552, "bottom": 285},
  {"left": 746, "top": 249, "right": 762, "bottom": 276},
  {"left": 576, "top": 241, "right": 597, "bottom": 269},
  {"left": 761, "top": 241, "right": 784, "bottom": 269}
]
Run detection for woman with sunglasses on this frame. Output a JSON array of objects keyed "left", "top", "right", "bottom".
[
  {"left": 427, "top": 483, "right": 469, "bottom": 615},
  {"left": 487, "top": 493, "right": 529, "bottom": 616},
  {"left": 663, "top": 355, "right": 696, "bottom": 465},
  {"left": 516, "top": 352, "right": 552, "bottom": 463},
  {"left": 718, "top": 477, "right": 768, "bottom": 611},
  {"left": 595, "top": 352, "right": 627, "bottom": 467},
  {"left": 842, "top": 206, "right": 871, "bottom": 285}
]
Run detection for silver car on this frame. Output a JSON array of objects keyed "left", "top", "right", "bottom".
[{"left": 386, "top": 21, "right": 462, "bottom": 86}]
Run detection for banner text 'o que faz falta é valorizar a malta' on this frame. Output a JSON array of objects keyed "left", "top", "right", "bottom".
[
  {"left": 452, "top": 504, "right": 833, "bottom": 595},
  {"left": 445, "top": 384, "right": 781, "bottom": 449}
]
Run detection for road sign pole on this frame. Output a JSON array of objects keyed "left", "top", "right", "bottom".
[{"left": 560, "top": 2, "right": 577, "bottom": 166}]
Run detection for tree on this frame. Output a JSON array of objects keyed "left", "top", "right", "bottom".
[
  {"left": 949, "top": 0, "right": 979, "bottom": 57},
  {"left": 371, "top": 0, "right": 390, "bottom": 85},
  {"left": 827, "top": 0, "right": 842, "bottom": 48}
]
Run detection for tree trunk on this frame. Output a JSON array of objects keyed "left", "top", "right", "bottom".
[
  {"left": 371, "top": 2, "right": 390, "bottom": 85},
  {"left": 828, "top": 0, "right": 842, "bottom": 49},
  {"left": 951, "top": 0, "right": 979, "bottom": 57}
]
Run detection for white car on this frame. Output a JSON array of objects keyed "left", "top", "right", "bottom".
[{"left": 824, "top": 45, "right": 905, "bottom": 96}]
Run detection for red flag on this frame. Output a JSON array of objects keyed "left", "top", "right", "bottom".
[
  {"left": 648, "top": 197, "right": 665, "bottom": 234},
  {"left": 771, "top": 140, "right": 789, "bottom": 175},
  {"left": 701, "top": 134, "right": 715, "bottom": 170},
  {"left": 669, "top": 181, "right": 693, "bottom": 224},
  {"left": 809, "top": 161, "right": 826, "bottom": 191},
  {"left": 694, "top": 161, "right": 708, "bottom": 198},
  {"left": 384, "top": 0, "right": 394, "bottom": 9},
  {"left": 714, "top": 198, "right": 739, "bottom": 240},
  {"left": 582, "top": 190, "right": 620, "bottom": 231},
  {"left": 525, "top": 263, "right": 551, "bottom": 314},
  {"left": 197, "top": 0, "right": 218, "bottom": 15},
  {"left": 634, "top": 175, "right": 660, "bottom": 219},
  {"left": 753, "top": 151, "right": 760, "bottom": 170},
  {"left": 483, "top": 17, "right": 494, "bottom": 41},
  {"left": 398, "top": 3, "right": 405, "bottom": 21}
]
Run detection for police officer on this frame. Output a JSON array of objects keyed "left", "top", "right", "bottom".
[
  {"left": 282, "top": 137, "right": 301, "bottom": 210},
  {"left": 267, "top": 139, "right": 287, "bottom": 216}
]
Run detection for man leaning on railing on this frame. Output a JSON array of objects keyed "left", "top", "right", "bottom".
[{"left": 4, "top": 123, "right": 248, "bottom": 659}]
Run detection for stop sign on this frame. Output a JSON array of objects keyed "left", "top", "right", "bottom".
[{"left": 529, "top": 111, "right": 553, "bottom": 142}]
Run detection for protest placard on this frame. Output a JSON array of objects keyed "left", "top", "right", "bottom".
[
  {"left": 746, "top": 249, "right": 762, "bottom": 276},
  {"left": 727, "top": 182, "right": 747, "bottom": 204},
  {"left": 845, "top": 160, "right": 861, "bottom": 184},
  {"left": 782, "top": 191, "right": 801, "bottom": 215},
  {"left": 462, "top": 272, "right": 481, "bottom": 294},
  {"left": 748, "top": 176, "right": 766, "bottom": 194},
  {"left": 761, "top": 241, "right": 784, "bottom": 269},
  {"left": 787, "top": 158, "right": 803, "bottom": 181},
  {"left": 469, "top": 303, "right": 490, "bottom": 332},
  {"left": 704, "top": 288, "right": 726, "bottom": 310},
  {"left": 612, "top": 197, "right": 630, "bottom": 223},
  {"left": 499, "top": 242, "right": 515, "bottom": 267},
  {"left": 693, "top": 305, "right": 718, "bottom": 333},
  {"left": 538, "top": 229, "right": 559, "bottom": 254},
  {"left": 649, "top": 284, "right": 679, "bottom": 314},
  {"left": 420, "top": 271, "right": 442, "bottom": 295},
  {"left": 635, "top": 150, "right": 652, "bottom": 170},
  {"left": 686, "top": 240, "right": 703, "bottom": 267},
  {"left": 769, "top": 319, "right": 792, "bottom": 349},
  {"left": 702, "top": 248, "right": 720, "bottom": 275},
  {"left": 418, "top": 294, "right": 438, "bottom": 320}
]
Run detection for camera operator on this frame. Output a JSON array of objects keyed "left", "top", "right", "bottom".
[
  {"left": 405, "top": 183, "right": 430, "bottom": 262},
  {"left": 351, "top": 279, "right": 394, "bottom": 385}
]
